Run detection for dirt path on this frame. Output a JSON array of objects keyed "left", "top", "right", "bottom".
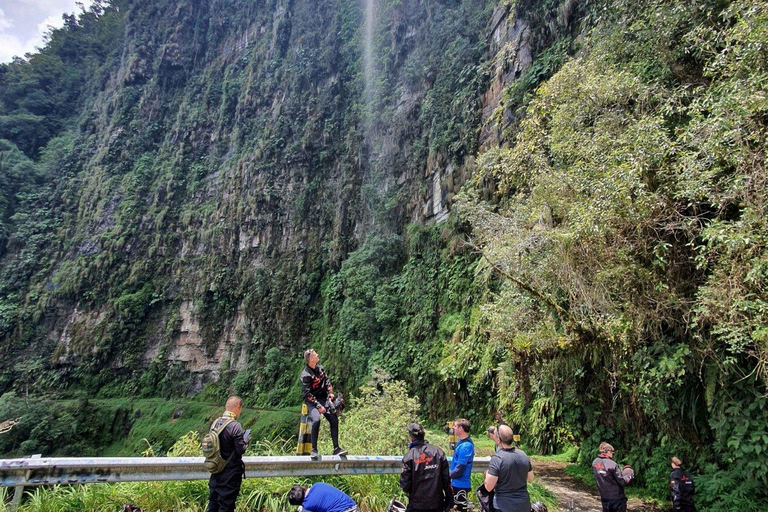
[{"left": 532, "top": 459, "right": 659, "bottom": 512}]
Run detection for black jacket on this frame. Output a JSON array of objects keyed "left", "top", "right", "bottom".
[
  {"left": 670, "top": 467, "right": 695, "bottom": 510},
  {"left": 210, "top": 415, "right": 247, "bottom": 477},
  {"left": 592, "top": 455, "right": 627, "bottom": 501},
  {"left": 400, "top": 440, "right": 453, "bottom": 511},
  {"left": 301, "top": 364, "right": 332, "bottom": 407}
]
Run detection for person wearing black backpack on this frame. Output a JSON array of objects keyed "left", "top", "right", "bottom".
[
  {"left": 207, "top": 396, "right": 251, "bottom": 512},
  {"left": 669, "top": 457, "right": 695, "bottom": 512}
]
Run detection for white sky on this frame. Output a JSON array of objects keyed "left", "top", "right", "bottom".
[{"left": 0, "top": 0, "right": 96, "bottom": 63}]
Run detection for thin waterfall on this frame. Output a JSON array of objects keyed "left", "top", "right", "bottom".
[{"left": 362, "top": 0, "right": 376, "bottom": 138}]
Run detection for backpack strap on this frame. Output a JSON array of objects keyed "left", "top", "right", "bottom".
[{"left": 211, "top": 416, "right": 235, "bottom": 435}]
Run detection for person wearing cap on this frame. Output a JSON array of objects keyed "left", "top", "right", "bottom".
[
  {"left": 300, "top": 349, "right": 347, "bottom": 459},
  {"left": 669, "top": 457, "right": 695, "bottom": 511},
  {"left": 592, "top": 442, "right": 633, "bottom": 512},
  {"left": 288, "top": 483, "right": 358, "bottom": 512},
  {"left": 400, "top": 423, "right": 454, "bottom": 512},
  {"left": 483, "top": 424, "right": 533, "bottom": 512},
  {"left": 450, "top": 418, "right": 475, "bottom": 512}
]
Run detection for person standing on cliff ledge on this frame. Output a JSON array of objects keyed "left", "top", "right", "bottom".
[{"left": 300, "top": 348, "right": 347, "bottom": 459}]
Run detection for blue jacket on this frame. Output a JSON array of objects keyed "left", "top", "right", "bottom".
[
  {"left": 302, "top": 483, "right": 356, "bottom": 512},
  {"left": 450, "top": 436, "right": 475, "bottom": 489}
]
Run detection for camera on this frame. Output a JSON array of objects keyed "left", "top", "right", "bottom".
[{"left": 325, "top": 394, "right": 345, "bottom": 414}]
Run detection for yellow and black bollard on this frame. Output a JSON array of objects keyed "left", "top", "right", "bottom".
[
  {"left": 446, "top": 420, "right": 457, "bottom": 455},
  {"left": 296, "top": 403, "right": 313, "bottom": 455}
]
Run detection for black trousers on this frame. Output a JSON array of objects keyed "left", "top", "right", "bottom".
[
  {"left": 672, "top": 499, "right": 696, "bottom": 512},
  {"left": 306, "top": 400, "right": 340, "bottom": 450},
  {"left": 206, "top": 466, "right": 243, "bottom": 512},
  {"left": 600, "top": 497, "right": 627, "bottom": 512}
]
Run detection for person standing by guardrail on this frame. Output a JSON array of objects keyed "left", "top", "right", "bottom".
[
  {"left": 483, "top": 424, "right": 533, "bottom": 512},
  {"left": 300, "top": 349, "right": 347, "bottom": 459},
  {"left": 450, "top": 418, "right": 475, "bottom": 512},
  {"left": 206, "top": 396, "right": 250, "bottom": 512},
  {"left": 399, "top": 423, "right": 454, "bottom": 512}
]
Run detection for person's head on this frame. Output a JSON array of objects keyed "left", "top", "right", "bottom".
[
  {"left": 497, "top": 424, "right": 515, "bottom": 446},
  {"left": 407, "top": 423, "right": 425, "bottom": 441},
  {"left": 225, "top": 396, "right": 243, "bottom": 417},
  {"left": 487, "top": 425, "right": 500, "bottom": 445},
  {"left": 454, "top": 418, "right": 471, "bottom": 439},
  {"left": 304, "top": 349, "right": 319, "bottom": 368},
  {"left": 599, "top": 442, "right": 615, "bottom": 458},
  {"left": 670, "top": 456, "right": 682, "bottom": 468},
  {"left": 288, "top": 484, "right": 306, "bottom": 506}
]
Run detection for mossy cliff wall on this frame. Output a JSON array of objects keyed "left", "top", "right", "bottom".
[{"left": 0, "top": 0, "right": 495, "bottom": 399}]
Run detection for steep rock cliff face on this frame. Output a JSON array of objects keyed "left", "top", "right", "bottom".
[{"left": 0, "top": 0, "right": 496, "bottom": 397}]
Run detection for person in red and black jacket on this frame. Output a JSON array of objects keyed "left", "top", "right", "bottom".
[
  {"left": 669, "top": 457, "right": 695, "bottom": 512},
  {"left": 592, "top": 442, "right": 634, "bottom": 512},
  {"left": 400, "top": 423, "right": 454, "bottom": 512},
  {"left": 300, "top": 349, "right": 347, "bottom": 459}
]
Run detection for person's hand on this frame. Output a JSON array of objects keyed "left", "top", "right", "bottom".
[
  {"left": 243, "top": 429, "right": 252, "bottom": 445},
  {"left": 318, "top": 405, "right": 326, "bottom": 414},
  {"left": 329, "top": 393, "right": 334, "bottom": 400}
]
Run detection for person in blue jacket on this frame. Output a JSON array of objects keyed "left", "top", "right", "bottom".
[
  {"left": 450, "top": 418, "right": 475, "bottom": 512},
  {"left": 288, "top": 483, "right": 358, "bottom": 512}
]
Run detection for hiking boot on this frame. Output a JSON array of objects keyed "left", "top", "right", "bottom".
[
  {"left": 310, "top": 450, "right": 319, "bottom": 459},
  {"left": 333, "top": 447, "right": 348, "bottom": 456}
]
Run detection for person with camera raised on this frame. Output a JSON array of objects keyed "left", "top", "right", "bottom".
[
  {"left": 300, "top": 348, "right": 347, "bottom": 459},
  {"left": 483, "top": 424, "right": 533, "bottom": 512}
]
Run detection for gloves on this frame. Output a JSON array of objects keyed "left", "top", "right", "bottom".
[{"left": 243, "top": 429, "right": 252, "bottom": 445}]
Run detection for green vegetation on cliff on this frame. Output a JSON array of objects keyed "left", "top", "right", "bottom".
[{"left": 0, "top": 0, "right": 767, "bottom": 509}]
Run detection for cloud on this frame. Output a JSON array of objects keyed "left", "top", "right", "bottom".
[
  {"left": 0, "top": 33, "right": 37, "bottom": 63},
  {"left": 0, "top": 8, "right": 14, "bottom": 31},
  {"left": 0, "top": 0, "right": 95, "bottom": 63}
]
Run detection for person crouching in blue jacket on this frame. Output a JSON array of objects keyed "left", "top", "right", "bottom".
[{"left": 288, "top": 483, "right": 358, "bottom": 512}]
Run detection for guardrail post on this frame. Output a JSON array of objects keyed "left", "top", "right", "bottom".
[{"left": 10, "top": 453, "right": 40, "bottom": 511}]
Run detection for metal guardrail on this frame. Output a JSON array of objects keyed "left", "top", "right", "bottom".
[{"left": 0, "top": 455, "right": 491, "bottom": 488}]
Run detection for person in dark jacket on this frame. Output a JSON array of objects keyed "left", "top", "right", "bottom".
[
  {"left": 669, "top": 457, "right": 695, "bottom": 512},
  {"left": 288, "top": 482, "right": 359, "bottom": 512},
  {"left": 207, "top": 396, "right": 251, "bottom": 512},
  {"left": 400, "top": 423, "right": 454, "bottom": 512},
  {"left": 591, "top": 442, "right": 633, "bottom": 512},
  {"left": 300, "top": 349, "right": 346, "bottom": 459},
  {"left": 483, "top": 424, "right": 533, "bottom": 512}
]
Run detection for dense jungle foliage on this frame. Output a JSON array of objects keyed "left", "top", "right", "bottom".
[{"left": 0, "top": 0, "right": 767, "bottom": 509}]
